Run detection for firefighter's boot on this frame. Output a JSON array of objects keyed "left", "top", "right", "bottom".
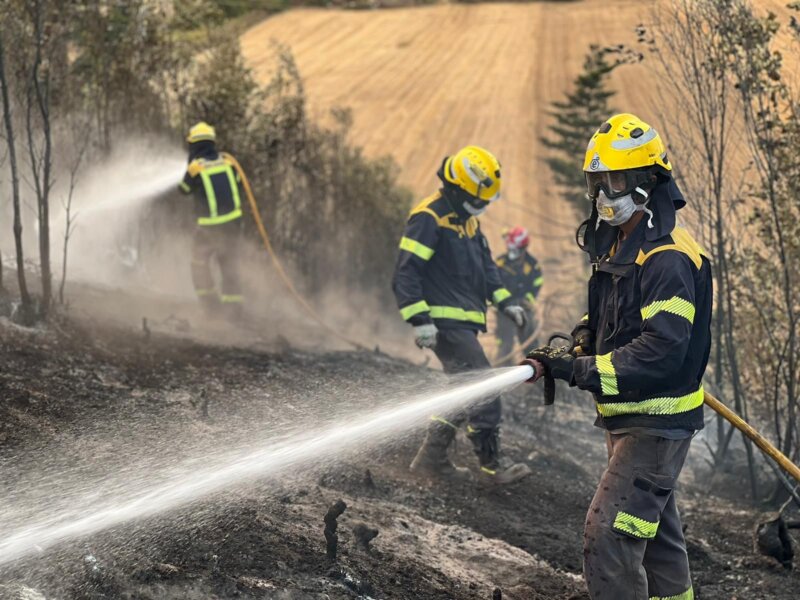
[
  {"left": 468, "top": 426, "right": 531, "bottom": 486},
  {"left": 410, "top": 422, "right": 472, "bottom": 481}
]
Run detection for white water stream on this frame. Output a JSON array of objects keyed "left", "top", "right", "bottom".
[{"left": 0, "top": 365, "right": 533, "bottom": 567}]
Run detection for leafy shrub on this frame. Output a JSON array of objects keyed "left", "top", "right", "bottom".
[{"left": 185, "top": 42, "right": 411, "bottom": 301}]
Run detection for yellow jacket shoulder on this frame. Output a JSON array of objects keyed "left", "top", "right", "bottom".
[{"left": 636, "top": 226, "right": 707, "bottom": 270}]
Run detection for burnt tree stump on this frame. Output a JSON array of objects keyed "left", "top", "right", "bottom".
[{"left": 324, "top": 499, "right": 347, "bottom": 560}]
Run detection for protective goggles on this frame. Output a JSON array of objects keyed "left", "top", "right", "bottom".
[
  {"left": 584, "top": 169, "right": 652, "bottom": 200},
  {"left": 460, "top": 177, "right": 500, "bottom": 209}
]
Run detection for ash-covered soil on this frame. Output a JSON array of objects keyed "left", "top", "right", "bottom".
[{"left": 0, "top": 315, "right": 797, "bottom": 599}]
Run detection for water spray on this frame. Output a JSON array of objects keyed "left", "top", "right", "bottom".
[{"left": 0, "top": 365, "right": 533, "bottom": 567}]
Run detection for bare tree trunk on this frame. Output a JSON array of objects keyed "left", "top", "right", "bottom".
[
  {"left": 0, "top": 28, "right": 33, "bottom": 321},
  {"left": 59, "top": 127, "right": 88, "bottom": 305},
  {"left": 25, "top": 0, "right": 53, "bottom": 317}
]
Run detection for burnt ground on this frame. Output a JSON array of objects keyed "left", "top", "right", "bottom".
[{"left": 0, "top": 310, "right": 798, "bottom": 600}]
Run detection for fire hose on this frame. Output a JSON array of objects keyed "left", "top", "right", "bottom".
[
  {"left": 703, "top": 392, "right": 800, "bottom": 484},
  {"left": 222, "top": 153, "right": 367, "bottom": 351},
  {"left": 533, "top": 334, "right": 800, "bottom": 484}
]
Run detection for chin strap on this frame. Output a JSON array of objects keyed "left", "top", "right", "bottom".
[{"left": 636, "top": 187, "right": 655, "bottom": 229}]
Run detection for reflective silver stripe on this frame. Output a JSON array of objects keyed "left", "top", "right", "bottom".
[{"left": 610, "top": 127, "right": 658, "bottom": 150}]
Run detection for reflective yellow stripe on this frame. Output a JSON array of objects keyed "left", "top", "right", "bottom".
[
  {"left": 429, "top": 306, "right": 486, "bottom": 324},
  {"left": 399, "top": 300, "right": 430, "bottom": 321},
  {"left": 613, "top": 511, "right": 659, "bottom": 539},
  {"left": 597, "top": 386, "right": 705, "bottom": 417},
  {"left": 195, "top": 288, "right": 216, "bottom": 297},
  {"left": 525, "top": 292, "right": 536, "bottom": 304},
  {"left": 431, "top": 415, "right": 458, "bottom": 430},
  {"left": 225, "top": 164, "right": 243, "bottom": 213},
  {"left": 399, "top": 236, "right": 435, "bottom": 261},
  {"left": 596, "top": 352, "right": 618, "bottom": 396},
  {"left": 480, "top": 466, "right": 497, "bottom": 475},
  {"left": 198, "top": 164, "right": 242, "bottom": 226},
  {"left": 492, "top": 288, "right": 512, "bottom": 304},
  {"left": 533, "top": 276, "right": 543, "bottom": 287},
  {"left": 641, "top": 296, "right": 695, "bottom": 324},
  {"left": 198, "top": 208, "right": 242, "bottom": 226},
  {"left": 179, "top": 181, "right": 191, "bottom": 193},
  {"left": 220, "top": 294, "right": 244, "bottom": 304},
  {"left": 581, "top": 313, "right": 589, "bottom": 322},
  {"left": 650, "top": 586, "right": 694, "bottom": 600},
  {"left": 200, "top": 167, "right": 220, "bottom": 218}
]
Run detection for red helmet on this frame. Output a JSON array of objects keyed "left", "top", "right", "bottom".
[{"left": 503, "top": 226, "right": 530, "bottom": 251}]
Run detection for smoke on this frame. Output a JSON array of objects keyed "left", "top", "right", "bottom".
[
  {"left": 51, "top": 140, "right": 188, "bottom": 295},
  {"left": 37, "top": 139, "right": 427, "bottom": 359}
]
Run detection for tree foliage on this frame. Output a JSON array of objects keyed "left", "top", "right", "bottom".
[
  {"left": 183, "top": 44, "right": 409, "bottom": 297},
  {"left": 0, "top": 2, "right": 410, "bottom": 317},
  {"left": 649, "top": 0, "right": 800, "bottom": 501},
  {"left": 541, "top": 45, "right": 640, "bottom": 214}
]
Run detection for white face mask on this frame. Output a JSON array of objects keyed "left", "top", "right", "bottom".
[
  {"left": 463, "top": 201, "right": 486, "bottom": 216},
  {"left": 507, "top": 248, "right": 521, "bottom": 261},
  {"left": 596, "top": 189, "right": 653, "bottom": 228}
]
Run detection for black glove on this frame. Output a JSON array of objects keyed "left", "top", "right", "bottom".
[
  {"left": 525, "top": 345, "right": 575, "bottom": 383},
  {"left": 570, "top": 324, "right": 595, "bottom": 356}
]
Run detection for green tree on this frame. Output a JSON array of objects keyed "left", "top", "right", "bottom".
[{"left": 542, "top": 45, "right": 639, "bottom": 214}]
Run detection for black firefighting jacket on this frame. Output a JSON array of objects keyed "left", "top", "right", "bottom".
[
  {"left": 496, "top": 252, "right": 543, "bottom": 305},
  {"left": 179, "top": 142, "right": 243, "bottom": 227},
  {"left": 572, "top": 216, "right": 712, "bottom": 431},
  {"left": 392, "top": 191, "right": 512, "bottom": 332}
]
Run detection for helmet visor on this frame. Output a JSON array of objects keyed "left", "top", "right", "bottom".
[{"left": 585, "top": 171, "right": 631, "bottom": 200}]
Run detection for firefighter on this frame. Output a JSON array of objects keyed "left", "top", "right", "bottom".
[
  {"left": 525, "top": 114, "right": 711, "bottom": 600},
  {"left": 178, "top": 122, "right": 245, "bottom": 322},
  {"left": 392, "top": 145, "right": 532, "bottom": 486},
  {"left": 495, "top": 226, "right": 543, "bottom": 365}
]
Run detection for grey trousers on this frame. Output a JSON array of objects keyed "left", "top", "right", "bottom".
[
  {"left": 432, "top": 328, "right": 501, "bottom": 431},
  {"left": 583, "top": 432, "right": 694, "bottom": 600},
  {"left": 495, "top": 307, "right": 537, "bottom": 367}
]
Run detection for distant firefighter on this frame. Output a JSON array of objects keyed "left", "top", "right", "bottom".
[
  {"left": 494, "top": 226, "right": 543, "bottom": 365},
  {"left": 392, "top": 145, "right": 531, "bottom": 486},
  {"left": 178, "top": 122, "right": 245, "bottom": 322}
]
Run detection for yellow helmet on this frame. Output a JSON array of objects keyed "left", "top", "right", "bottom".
[
  {"left": 442, "top": 145, "right": 501, "bottom": 203},
  {"left": 186, "top": 121, "right": 216, "bottom": 144},
  {"left": 583, "top": 114, "right": 671, "bottom": 200}
]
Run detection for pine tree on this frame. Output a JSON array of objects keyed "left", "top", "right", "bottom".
[{"left": 542, "top": 45, "right": 637, "bottom": 214}]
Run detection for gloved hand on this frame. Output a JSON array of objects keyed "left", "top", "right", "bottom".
[
  {"left": 413, "top": 323, "right": 439, "bottom": 349},
  {"left": 571, "top": 324, "right": 595, "bottom": 356},
  {"left": 524, "top": 345, "right": 575, "bottom": 383},
  {"left": 503, "top": 304, "right": 527, "bottom": 328}
]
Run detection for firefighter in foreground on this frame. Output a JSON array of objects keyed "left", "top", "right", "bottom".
[
  {"left": 495, "top": 226, "right": 543, "bottom": 365},
  {"left": 392, "top": 145, "right": 532, "bottom": 485},
  {"left": 525, "top": 114, "right": 711, "bottom": 600},
  {"left": 178, "top": 122, "right": 245, "bottom": 322}
]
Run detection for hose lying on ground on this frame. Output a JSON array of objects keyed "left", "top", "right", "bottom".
[{"left": 222, "top": 153, "right": 367, "bottom": 351}]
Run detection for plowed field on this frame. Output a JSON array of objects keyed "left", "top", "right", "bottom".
[
  {"left": 240, "top": 1, "right": 794, "bottom": 241},
  {"left": 240, "top": 0, "right": 797, "bottom": 336}
]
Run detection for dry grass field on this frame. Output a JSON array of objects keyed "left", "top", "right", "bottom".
[{"left": 240, "top": 0, "right": 797, "bottom": 330}]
